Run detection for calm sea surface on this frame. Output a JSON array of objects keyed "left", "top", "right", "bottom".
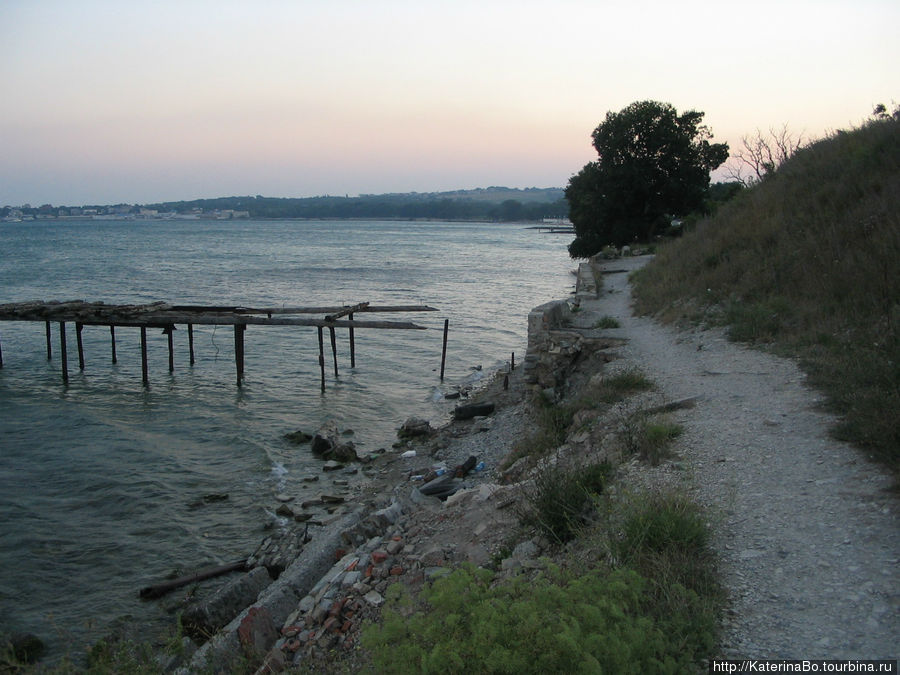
[{"left": 0, "top": 218, "right": 572, "bottom": 656}]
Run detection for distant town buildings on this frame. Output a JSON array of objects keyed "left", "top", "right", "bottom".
[{"left": 1, "top": 204, "right": 251, "bottom": 222}]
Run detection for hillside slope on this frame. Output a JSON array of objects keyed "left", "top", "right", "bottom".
[{"left": 632, "top": 117, "right": 900, "bottom": 468}]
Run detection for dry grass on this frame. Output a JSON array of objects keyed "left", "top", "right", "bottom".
[{"left": 631, "top": 117, "right": 900, "bottom": 470}]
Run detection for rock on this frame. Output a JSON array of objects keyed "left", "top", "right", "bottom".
[
  {"left": 328, "top": 442, "right": 358, "bottom": 463},
  {"left": 452, "top": 402, "right": 495, "bottom": 420},
  {"left": 182, "top": 567, "right": 273, "bottom": 640},
  {"left": 322, "top": 461, "right": 343, "bottom": 472},
  {"left": 311, "top": 422, "right": 358, "bottom": 462},
  {"left": 237, "top": 606, "right": 279, "bottom": 661},
  {"left": 398, "top": 417, "right": 433, "bottom": 439},
  {"left": 363, "top": 590, "right": 384, "bottom": 606},
  {"left": 284, "top": 430, "right": 313, "bottom": 445},
  {"left": 275, "top": 493, "right": 294, "bottom": 503},
  {"left": 275, "top": 503, "right": 294, "bottom": 518},
  {"left": 4, "top": 632, "right": 45, "bottom": 664},
  {"left": 420, "top": 545, "right": 445, "bottom": 566},
  {"left": 311, "top": 422, "right": 339, "bottom": 455}
]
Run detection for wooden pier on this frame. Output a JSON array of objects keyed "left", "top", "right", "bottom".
[{"left": 0, "top": 300, "right": 441, "bottom": 390}]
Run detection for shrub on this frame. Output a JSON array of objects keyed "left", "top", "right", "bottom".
[
  {"left": 594, "top": 315, "right": 621, "bottom": 329},
  {"left": 621, "top": 415, "right": 683, "bottom": 465},
  {"left": 517, "top": 459, "right": 611, "bottom": 545},
  {"left": 361, "top": 563, "right": 709, "bottom": 674}
]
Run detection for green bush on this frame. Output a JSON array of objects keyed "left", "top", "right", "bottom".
[
  {"left": 594, "top": 315, "right": 621, "bottom": 329},
  {"left": 517, "top": 460, "right": 611, "bottom": 545},
  {"left": 362, "top": 564, "right": 709, "bottom": 674}
]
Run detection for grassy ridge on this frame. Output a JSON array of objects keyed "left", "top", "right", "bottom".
[{"left": 632, "top": 117, "right": 900, "bottom": 469}]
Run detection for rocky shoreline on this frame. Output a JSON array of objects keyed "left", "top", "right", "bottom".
[
  {"left": 15, "top": 251, "right": 895, "bottom": 671},
  {"left": 123, "top": 264, "right": 594, "bottom": 672}
]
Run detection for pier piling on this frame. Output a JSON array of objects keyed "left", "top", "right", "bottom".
[
  {"left": 0, "top": 300, "right": 436, "bottom": 392},
  {"left": 329, "top": 326, "right": 338, "bottom": 377},
  {"left": 349, "top": 313, "right": 356, "bottom": 368},
  {"left": 165, "top": 325, "right": 175, "bottom": 373},
  {"left": 317, "top": 327, "right": 326, "bottom": 393},
  {"left": 76, "top": 322, "right": 85, "bottom": 370},
  {"left": 140, "top": 327, "right": 148, "bottom": 387},
  {"left": 59, "top": 322, "right": 68, "bottom": 383},
  {"left": 234, "top": 324, "right": 245, "bottom": 386},
  {"left": 187, "top": 324, "right": 195, "bottom": 365},
  {"left": 440, "top": 319, "right": 449, "bottom": 381}
]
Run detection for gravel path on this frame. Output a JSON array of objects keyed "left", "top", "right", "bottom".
[{"left": 590, "top": 255, "right": 898, "bottom": 659}]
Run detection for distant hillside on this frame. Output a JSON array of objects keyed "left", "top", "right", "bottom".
[
  {"left": 632, "top": 117, "right": 900, "bottom": 468},
  {"left": 144, "top": 187, "right": 567, "bottom": 221}
]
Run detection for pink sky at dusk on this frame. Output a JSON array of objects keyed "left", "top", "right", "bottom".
[{"left": 1, "top": 0, "right": 897, "bottom": 206}]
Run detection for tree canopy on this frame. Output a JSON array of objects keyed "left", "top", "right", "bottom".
[{"left": 566, "top": 100, "right": 729, "bottom": 257}]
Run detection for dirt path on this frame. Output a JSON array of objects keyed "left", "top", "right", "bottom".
[{"left": 589, "top": 255, "right": 898, "bottom": 659}]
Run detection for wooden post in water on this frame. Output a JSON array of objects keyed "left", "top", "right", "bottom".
[
  {"left": 140, "top": 327, "right": 149, "bottom": 387},
  {"left": 187, "top": 324, "right": 195, "bottom": 365},
  {"left": 317, "top": 326, "right": 326, "bottom": 393},
  {"left": 0, "top": 329, "right": 3, "bottom": 368},
  {"left": 234, "top": 324, "right": 245, "bottom": 386},
  {"left": 440, "top": 319, "right": 449, "bottom": 381},
  {"left": 348, "top": 312, "right": 356, "bottom": 368},
  {"left": 76, "top": 322, "right": 85, "bottom": 370},
  {"left": 511, "top": 352, "right": 515, "bottom": 371},
  {"left": 328, "top": 325, "right": 339, "bottom": 377},
  {"left": 165, "top": 325, "right": 175, "bottom": 373},
  {"left": 59, "top": 322, "right": 68, "bottom": 383},
  {"left": 45, "top": 321, "right": 52, "bottom": 360},
  {"left": 110, "top": 326, "right": 117, "bottom": 364}
]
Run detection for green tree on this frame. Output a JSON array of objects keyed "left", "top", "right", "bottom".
[{"left": 566, "top": 100, "right": 729, "bottom": 257}]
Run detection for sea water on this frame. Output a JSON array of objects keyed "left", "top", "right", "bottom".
[{"left": 0, "top": 218, "right": 572, "bottom": 657}]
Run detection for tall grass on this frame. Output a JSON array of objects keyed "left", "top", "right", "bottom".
[{"left": 632, "top": 117, "right": 900, "bottom": 469}]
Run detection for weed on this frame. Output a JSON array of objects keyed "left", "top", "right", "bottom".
[
  {"left": 594, "top": 315, "right": 621, "bottom": 329},
  {"left": 621, "top": 414, "right": 683, "bottom": 465},
  {"left": 517, "top": 458, "right": 611, "bottom": 545}
]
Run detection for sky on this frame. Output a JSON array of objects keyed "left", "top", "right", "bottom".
[{"left": 1, "top": 0, "right": 898, "bottom": 207}]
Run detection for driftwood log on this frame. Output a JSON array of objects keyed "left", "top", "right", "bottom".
[{"left": 139, "top": 559, "right": 248, "bottom": 599}]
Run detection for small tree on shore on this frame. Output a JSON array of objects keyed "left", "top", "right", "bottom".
[
  {"left": 724, "top": 124, "right": 806, "bottom": 187},
  {"left": 565, "top": 100, "right": 728, "bottom": 257}
]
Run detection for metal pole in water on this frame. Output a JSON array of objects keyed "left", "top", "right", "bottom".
[
  {"left": 140, "top": 327, "right": 149, "bottom": 387},
  {"left": 166, "top": 325, "right": 175, "bottom": 373},
  {"left": 329, "top": 325, "right": 339, "bottom": 377},
  {"left": 59, "top": 322, "right": 68, "bottom": 383},
  {"left": 234, "top": 324, "right": 245, "bottom": 386},
  {"left": 188, "top": 324, "right": 195, "bottom": 365},
  {"left": 76, "top": 322, "right": 85, "bottom": 370},
  {"left": 45, "top": 321, "right": 52, "bottom": 360},
  {"left": 349, "top": 312, "right": 356, "bottom": 368},
  {"left": 318, "top": 326, "right": 326, "bottom": 393},
  {"left": 440, "top": 319, "right": 449, "bottom": 381},
  {"left": 110, "top": 325, "right": 117, "bottom": 364}
]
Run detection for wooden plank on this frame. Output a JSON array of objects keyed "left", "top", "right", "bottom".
[{"left": 325, "top": 302, "right": 369, "bottom": 322}]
